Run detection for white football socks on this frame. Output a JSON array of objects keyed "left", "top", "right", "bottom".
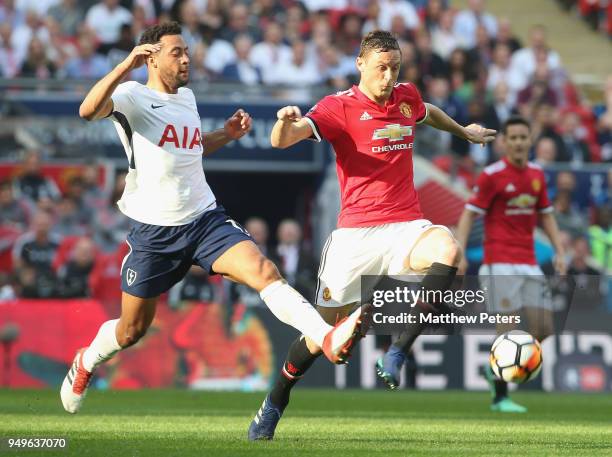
[
  {"left": 259, "top": 280, "right": 331, "bottom": 347},
  {"left": 82, "top": 319, "right": 122, "bottom": 372}
]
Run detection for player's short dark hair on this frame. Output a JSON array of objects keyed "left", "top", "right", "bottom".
[
  {"left": 502, "top": 116, "right": 531, "bottom": 135},
  {"left": 358, "top": 30, "right": 400, "bottom": 58},
  {"left": 138, "top": 21, "right": 182, "bottom": 45}
]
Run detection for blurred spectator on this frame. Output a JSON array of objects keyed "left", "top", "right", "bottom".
[
  {"left": 64, "top": 175, "right": 94, "bottom": 225},
  {"left": 251, "top": 0, "right": 285, "bottom": 26},
  {"left": 62, "top": 33, "right": 111, "bottom": 79},
  {"left": 266, "top": 40, "right": 321, "bottom": 86},
  {"left": 244, "top": 217, "right": 271, "bottom": 256},
  {"left": 362, "top": 0, "right": 381, "bottom": 35},
  {"left": 12, "top": 151, "right": 61, "bottom": 203},
  {"left": 0, "top": 272, "right": 16, "bottom": 301},
  {"left": 320, "top": 45, "right": 357, "bottom": 90},
  {"left": 85, "top": 0, "right": 132, "bottom": 45},
  {"left": 377, "top": 0, "right": 420, "bottom": 32},
  {"left": 189, "top": 41, "right": 212, "bottom": 82},
  {"left": 11, "top": 9, "right": 49, "bottom": 63},
  {"left": 589, "top": 206, "right": 612, "bottom": 270},
  {"left": 12, "top": 211, "right": 60, "bottom": 298},
  {"left": 567, "top": 235, "right": 603, "bottom": 309},
  {"left": 0, "top": 0, "right": 25, "bottom": 28},
  {"left": 553, "top": 192, "right": 587, "bottom": 238},
  {"left": 301, "top": 0, "right": 348, "bottom": 13},
  {"left": 248, "top": 21, "right": 291, "bottom": 84},
  {"left": 0, "top": 22, "right": 24, "bottom": 78},
  {"left": 94, "top": 171, "right": 130, "bottom": 252},
  {"left": 0, "top": 180, "right": 30, "bottom": 230},
  {"left": 169, "top": 265, "right": 215, "bottom": 305},
  {"left": 431, "top": 9, "right": 460, "bottom": 60},
  {"left": 510, "top": 25, "right": 562, "bottom": 87},
  {"left": 275, "top": 218, "right": 317, "bottom": 300},
  {"left": 19, "top": 36, "right": 56, "bottom": 78},
  {"left": 415, "top": 29, "right": 447, "bottom": 79},
  {"left": 486, "top": 43, "right": 525, "bottom": 99},
  {"left": 531, "top": 103, "right": 564, "bottom": 153},
  {"left": 16, "top": 0, "right": 59, "bottom": 17},
  {"left": 221, "top": 34, "right": 260, "bottom": 85},
  {"left": 491, "top": 17, "right": 521, "bottom": 54},
  {"left": 517, "top": 65, "right": 559, "bottom": 118},
  {"left": 423, "top": 0, "right": 446, "bottom": 31},
  {"left": 558, "top": 111, "right": 592, "bottom": 164},
  {"left": 47, "top": 0, "right": 84, "bottom": 37},
  {"left": 336, "top": 11, "right": 364, "bottom": 57},
  {"left": 533, "top": 137, "right": 558, "bottom": 166},
  {"left": 596, "top": 76, "right": 612, "bottom": 162},
  {"left": 453, "top": 0, "right": 497, "bottom": 49},
  {"left": 466, "top": 24, "right": 493, "bottom": 70},
  {"left": 483, "top": 81, "right": 514, "bottom": 132},
  {"left": 80, "top": 164, "right": 105, "bottom": 208},
  {"left": 594, "top": 169, "right": 612, "bottom": 208},
  {"left": 177, "top": 0, "right": 204, "bottom": 51},
  {"left": 427, "top": 76, "right": 468, "bottom": 154},
  {"left": 283, "top": 2, "right": 308, "bottom": 44},
  {"left": 44, "top": 17, "right": 78, "bottom": 70},
  {"left": 220, "top": 2, "right": 260, "bottom": 43},
  {"left": 57, "top": 236, "right": 96, "bottom": 298},
  {"left": 204, "top": 36, "right": 236, "bottom": 75},
  {"left": 54, "top": 197, "right": 89, "bottom": 237},
  {"left": 104, "top": 23, "right": 147, "bottom": 80}
]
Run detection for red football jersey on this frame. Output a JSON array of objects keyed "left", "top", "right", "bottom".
[
  {"left": 466, "top": 158, "right": 553, "bottom": 265},
  {"left": 305, "top": 83, "right": 427, "bottom": 228}
]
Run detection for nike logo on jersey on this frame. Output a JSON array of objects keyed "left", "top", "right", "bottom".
[{"left": 151, "top": 104, "right": 165, "bottom": 109}]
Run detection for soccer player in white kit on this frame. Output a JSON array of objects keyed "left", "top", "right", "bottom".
[{"left": 60, "top": 22, "right": 366, "bottom": 414}]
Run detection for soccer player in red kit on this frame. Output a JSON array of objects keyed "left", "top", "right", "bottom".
[
  {"left": 456, "top": 116, "right": 566, "bottom": 413},
  {"left": 248, "top": 30, "right": 496, "bottom": 440}
]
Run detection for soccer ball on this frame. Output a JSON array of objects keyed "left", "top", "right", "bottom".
[{"left": 489, "top": 330, "right": 542, "bottom": 383}]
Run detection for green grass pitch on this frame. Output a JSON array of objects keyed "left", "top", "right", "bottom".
[{"left": 1, "top": 389, "right": 611, "bottom": 456}]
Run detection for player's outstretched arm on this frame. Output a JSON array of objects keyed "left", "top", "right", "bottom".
[
  {"left": 79, "top": 43, "right": 161, "bottom": 121},
  {"left": 423, "top": 103, "right": 497, "bottom": 145},
  {"left": 540, "top": 212, "right": 567, "bottom": 275},
  {"left": 202, "top": 109, "right": 252, "bottom": 156},
  {"left": 270, "top": 106, "right": 314, "bottom": 149},
  {"left": 456, "top": 208, "right": 478, "bottom": 274}
]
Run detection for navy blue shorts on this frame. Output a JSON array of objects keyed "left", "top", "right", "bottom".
[{"left": 120, "top": 205, "right": 253, "bottom": 298}]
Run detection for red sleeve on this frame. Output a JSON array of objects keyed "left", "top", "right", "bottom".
[
  {"left": 305, "top": 95, "right": 346, "bottom": 142},
  {"left": 399, "top": 83, "right": 427, "bottom": 124},
  {"left": 466, "top": 171, "right": 496, "bottom": 214},
  {"left": 536, "top": 171, "right": 553, "bottom": 213}
]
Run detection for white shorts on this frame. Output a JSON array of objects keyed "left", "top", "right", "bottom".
[
  {"left": 478, "top": 263, "right": 553, "bottom": 313},
  {"left": 316, "top": 219, "right": 451, "bottom": 307}
]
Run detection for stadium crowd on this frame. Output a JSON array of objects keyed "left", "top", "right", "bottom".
[
  {"left": 556, "top": 0, "right": 612, "bottom": 37},
  {"left": 0, "top": 0, "right": 610, "bottom": 304}
]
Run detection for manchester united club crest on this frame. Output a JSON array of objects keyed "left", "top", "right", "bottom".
[
  {"left": 532, "top": 179, "right": 541, "bottom": 192},
  {"left": 399, "top": 102, "right": 412, "bottom": 118},
  {"left": 322, "top": 287, "right": 331, "bottom": 301}
]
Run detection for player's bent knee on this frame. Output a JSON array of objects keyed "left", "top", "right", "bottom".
[{"left": 247, "top": 257, "right": 282, "bottom": 291}]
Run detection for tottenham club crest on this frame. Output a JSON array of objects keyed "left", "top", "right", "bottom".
[{"left": 126, "top": 268, "right": 137, "bottom": 286}]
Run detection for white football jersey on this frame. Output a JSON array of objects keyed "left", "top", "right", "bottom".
[{"left": 110, "top": 81, "right": 216, "bottom": 226}]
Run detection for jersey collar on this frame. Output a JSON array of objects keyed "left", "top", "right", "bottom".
[{"left": 353, "top": 85, "right": 396, "bottom": 112}]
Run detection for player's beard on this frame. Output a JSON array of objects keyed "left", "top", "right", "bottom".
[{"left": 176, "top": 71, "right": 189, "bottom": 88}]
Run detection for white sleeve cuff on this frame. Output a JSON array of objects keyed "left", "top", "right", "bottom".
[
  {"left": 538, "top": 206, "right": 554, "bottom": 214},
  {"left": 465, "top": 203, "right": 486, "bottom": 215},
  {"left": 416, "top": 103, "right": 429, "bottom": 124},
  {"left": 304, "top": 116, "right": 322, "bottom": 142}
]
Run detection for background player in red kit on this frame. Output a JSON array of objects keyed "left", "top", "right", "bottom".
[
  {"left": 248, "top": 30, "right": 496, "bottom": 440},
  {"left": 456, "top": 116, "right": 566, "bottom": 413}
]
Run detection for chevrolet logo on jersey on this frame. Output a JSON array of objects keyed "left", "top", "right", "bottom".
[{"left": 372, "top": 124, "right": 413, "bottom": 142}]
